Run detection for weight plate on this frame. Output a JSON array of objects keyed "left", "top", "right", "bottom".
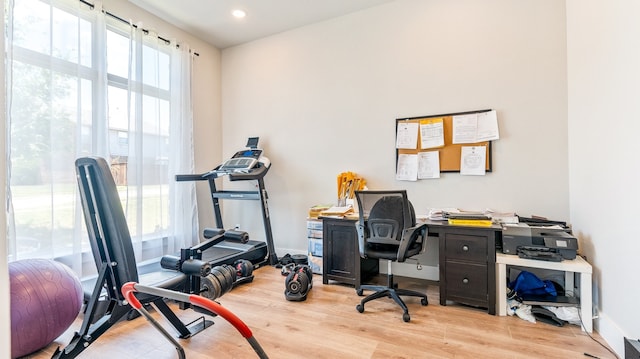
[
  {"left": 217, "top": 265, "right": 234, "bottom": 293},
  {"left": 211, "top": 267, "right": 230, "bottom": 296},
  {"left": 222, "top": 264, "right": 237, "bottom": 284},
  {"left": 200, "top": 274, "right": 218, "bottom": 300}
]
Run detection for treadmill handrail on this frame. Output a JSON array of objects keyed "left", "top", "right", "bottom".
[
  {"left": 229, "top": 162, "right": 270, "bottom": 181},
  {"left": 175, "top": 174, "right": 207, "bottom": 182},
  {"left": 176, "top": 162, "right": 269, "bottom": 183}
]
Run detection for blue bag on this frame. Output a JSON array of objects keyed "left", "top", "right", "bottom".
[{"left": 509, "top": 270, "right": 557, "bottom": 297}]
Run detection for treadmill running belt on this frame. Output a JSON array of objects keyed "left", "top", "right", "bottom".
[
  {"left": 201, "top": 247, "right": 241, "bottom": 262},
  {"left": 198, "top": 240, "right": 268, "bottom": 267}
]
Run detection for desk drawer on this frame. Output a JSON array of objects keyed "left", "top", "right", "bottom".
[
  {"left": 445, "top": 234, "right": 488, "bottom": 262},
  {"left": 445, "top": 262, "right": 488, "bottom": 302}
]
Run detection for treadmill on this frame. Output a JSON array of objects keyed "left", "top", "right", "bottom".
[{"left": 176, "top": 137, "right": 278, "bottom": 268}]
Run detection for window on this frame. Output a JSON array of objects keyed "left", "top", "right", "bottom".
[{"left": 6, "top": 0, "right": 197, "bottom": 277}]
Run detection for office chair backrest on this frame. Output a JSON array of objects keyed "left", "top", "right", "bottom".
[
  {"left": 355, "top": 190, "right": 416, "bottom": 247},
  {"left": 76, "top": 156, "right": 139, "bottom": 301},
  {"left": 368, "top": 196, "right": 404, "bottom": 242},
  {"left": 356, "top": 189, "right": 414, "bottom": 224}
]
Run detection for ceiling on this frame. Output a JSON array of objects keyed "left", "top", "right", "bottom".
[{"left": 128, "top": 0, "right": 394, "bottom": 49}]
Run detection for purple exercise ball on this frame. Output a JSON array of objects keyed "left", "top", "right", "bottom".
[{"left": 10, "top": 258, "right": 83, "bottom": 358}]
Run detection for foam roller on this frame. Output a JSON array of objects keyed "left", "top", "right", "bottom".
[
  {"left": 203, "top": 228, "right": 225, "bottom": 239},
  {"left": 181, "top": 259, "right": 211, "bottom": 277},
  {"left": 224, "top": 230, "right": 249, "bottom": 243},
  {"left": 160, "top": 255, "right": 181, "bottom": 271}
]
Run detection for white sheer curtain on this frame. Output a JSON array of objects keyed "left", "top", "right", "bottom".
[
  {"left": 168, "top": 43, "right": 198, "bottom": 254},
  {"left": 5, "top": 0, "right": 198, "bottom": 277},
  {"left": 122, "top": 21, "right": 199, "bottom": 259}
]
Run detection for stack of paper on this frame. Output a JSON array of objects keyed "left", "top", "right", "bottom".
[
  {"left": 427, "top": 208, "right": 460, "bottom": 221},
  {"left": 308, "top": 204, "right": 332, "bottom": 219},
  {"left": 446, "top": 211, "right": 492, "bottom": 227},
  {"left": 319, "top": 205, "right": 354, "bottom": 219},
  {"left": 484, "top": 208, "right": 519, "bottom": 224}
]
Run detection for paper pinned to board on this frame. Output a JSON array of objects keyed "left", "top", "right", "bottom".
[
  {"left": 460, "top": 146, "right": 486, "bottom": 176},
  {"left": 417, "top": 151, "right": 440, "bottom": 179},
  {"left": 452, "top": 110, "right": 499, "bottom": 144},
  {"left": 395, "top": 153, "right": 418, "bottom": 181},
  {"left": 396, "top": 122, "right": 419, "bottom": 149},
  {"left": 476, "top": 110, "right": 500, "bottom": 142},
  {"left": 419, "top": 118, "right": 444, "bottom": 149}
]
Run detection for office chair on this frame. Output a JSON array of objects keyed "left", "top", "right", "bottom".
[
  {"left": 354, "top": 190, "right": 428, "bottom": 322},
  {"left": 53, "top": 156, "right": 213, "bottom": 358}
]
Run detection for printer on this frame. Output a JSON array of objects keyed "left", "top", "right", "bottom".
[{"left": 502, "top": 224, "right": 578, "bottom": 261}]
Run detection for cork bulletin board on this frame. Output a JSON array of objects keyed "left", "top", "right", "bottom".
[{"left": 395, "top": 109, "right": 493, "bottom": 173}]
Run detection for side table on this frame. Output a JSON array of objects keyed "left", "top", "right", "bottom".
[{"left": 495, "top": 253, "right": 593, "bottom": 333}]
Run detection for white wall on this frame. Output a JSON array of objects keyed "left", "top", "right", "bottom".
[
  {"left": 220, "top": 0, "right": 568, "bottom": 278},
  {"left": 567, "top": 0, "right": 640, "bottom": 355}
]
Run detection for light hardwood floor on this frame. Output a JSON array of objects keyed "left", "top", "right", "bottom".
[{"left": 27, "top": 266, "right": 616, "bottom": 359}]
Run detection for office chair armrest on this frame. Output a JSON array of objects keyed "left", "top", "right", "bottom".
[
  {"left": 356, "top": 222, "right": 367, "bottom": 258},
  {"left": 396, "top": 224, "right": 427, "bottom": 262}
]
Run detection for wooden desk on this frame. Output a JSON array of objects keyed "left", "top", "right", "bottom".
[
  {"left": 320, "top": 217, "right": 591, "bottom": 325},
  {"left": 424, "top": 220, "right": 502, "bottom": 315},
  {"left": 320, "top": 217, "right": 500, "bottom": 314},
  {"left": 495, "top": 253, "right": 593, "bottom": 333}
]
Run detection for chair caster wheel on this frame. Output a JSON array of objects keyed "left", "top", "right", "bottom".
[
  {"left": 403, "top": 313, "right": 410, "bottom": 322},
  {"left": 421, "top": 297, "right": 428, "bottom": 306},
  {"left": 356, "top": 289, "right": 364, "bottom": 296},
  {"left": 356, "top": 304, "right": 364, "bottom": 313}
]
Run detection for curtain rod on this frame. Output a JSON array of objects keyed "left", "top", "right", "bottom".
[{"left": 79, "top": 0, "right": 200, "bottom": 56}]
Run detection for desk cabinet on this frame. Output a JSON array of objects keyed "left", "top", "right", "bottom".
[
  {"left": 429, "top": 223, "right": 499, "bottom": 315},
  {"left": 322, "top": 218, "right": 378, "bottom": 287}
]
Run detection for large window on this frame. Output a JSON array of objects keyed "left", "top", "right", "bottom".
[{"left": 6, "top": 0, "right": 197, "bottom": 277}]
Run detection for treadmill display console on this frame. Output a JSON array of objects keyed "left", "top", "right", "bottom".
[{"left": 218, "top": 149, "right": 263, "bottom": 171}]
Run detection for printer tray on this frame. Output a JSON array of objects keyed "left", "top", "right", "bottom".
[{"left": 517, "top": 247, "right": 563, "bottom": 262}]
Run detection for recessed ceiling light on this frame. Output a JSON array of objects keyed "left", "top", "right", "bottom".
[{"left": 232, "top": 9, "right": 246, "bottom": 19}]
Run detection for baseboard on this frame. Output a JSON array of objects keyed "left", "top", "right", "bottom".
[{"left": 596, "top": 311, "right": 626, "bottom": 357}]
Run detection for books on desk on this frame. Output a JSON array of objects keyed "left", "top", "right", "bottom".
[
  {"left": 447, "top": 218, "right": 493, "bottom": 227},
  {"left": 428, "top": 208, "right": 518, "bottom": 226},
  {"left": 447, "top": 212, "right": 493, "bottom": 227}
]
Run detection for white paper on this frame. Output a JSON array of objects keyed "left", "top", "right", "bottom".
[
  {"left": 396, "top": 122, "right": 419, "bottom": 149},
  {"left": 395, "top": 153, "right": 418, "bottom": 181},
  {"left": 460, "top": 146, "right": 486, "bottom": 176},
  {"left": 420, "top": 119, "right": 444, "bottom": 149},
  {"left": 452, "top": 110, "right": 500, "bottom": 143},
  {"left": 476, "top": 110, "right": 500, "bottom": 141},
  {"left": 427, "top": 207, "right": 460, "bottom": 220},
  {"left": 452, "top": 114, "right": 479, "bottom": 144},
  {"left": 417, "top": 151, "right": 440, "bottom": 179}
]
